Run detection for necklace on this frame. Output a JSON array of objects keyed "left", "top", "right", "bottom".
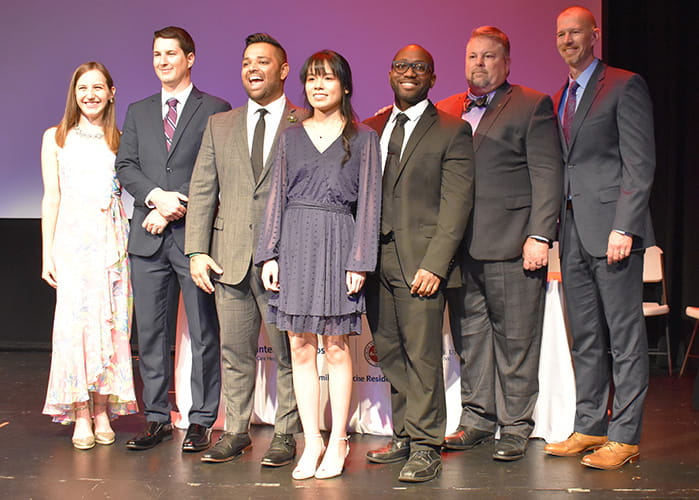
[
  {"left": 310, "top": 119, "right": 344, "bottom": 139},
  {"left": 74, "top": 126, "right": 104, "bottom": 140}
]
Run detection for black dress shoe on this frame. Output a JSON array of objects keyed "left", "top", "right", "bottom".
[
  {"left": 261, "top": 432, "right": 296, "bottom": 467},
  {"left": 443, "top": 425, "right": 494, "bottom": 450},
  {"left": 182, "top": 423, "right": 212, "bottom": 452},
  {"left": 125, "top": 422, "right": 173, "bottom": 450},
  {"left": 366, "top": 438, "right": 410, "bottom": 463},
  {"left": 398, "top": 449, "right": 442, "bottom": 482},
  {"left": 493, "top": 434, "right": 528, "bottom": 461},
  {"left": 201, "top": 433, "right": 252, "bottom": 463}
]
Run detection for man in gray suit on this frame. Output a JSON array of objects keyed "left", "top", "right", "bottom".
[
  {"left": 438, "top": 26, "right": 562, "bottom": 461},
  {"left": 544, "top": 6, "right": 655, "bottom": 470},
  {"left": 117, "top": 27, "right": 231, "bottom": 452},
  {"left": 185, "top": 33, "right": 305, "bottom": 466},
  {"left": 364, "top": 44, "right": 474, "bottom": 483}
]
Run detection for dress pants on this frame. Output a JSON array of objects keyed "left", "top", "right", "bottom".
[
  {"left": 561, "top": 209, "right": 648, "bottom": 444},
  {"left": 446, "top": 255, "right": 545, "bottom": 438},
  {"left": 368, "top": 240, "right": 446, "bottom": 451},
  {"left": 214, "top": 265, "right": 300, "bottom": 435},
  {"left": 130, "top": 228, "right": 221, "bottom": 426}
]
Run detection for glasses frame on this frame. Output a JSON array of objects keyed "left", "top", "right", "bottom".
[{"left": 391, "top": 61, "right": 433, "bottom": 75}]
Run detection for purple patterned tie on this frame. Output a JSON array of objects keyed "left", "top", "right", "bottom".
[
  {"left": 164, "top": 98, "right": 178, "bottom": 151},
  {"left": 562, "top": 80, "right": 579, "bottom": 145}
]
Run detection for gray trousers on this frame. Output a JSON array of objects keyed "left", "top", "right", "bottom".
[
  {"left": 446, "top": 254, "right": 545, "bottom": 439},
  {"left": 561, "top": 209, "right": 648, "bottom": 445},
  {"left": 214, "top": 265, "right": 300, "bottom": 435}
]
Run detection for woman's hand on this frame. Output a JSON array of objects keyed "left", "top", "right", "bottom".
[
  {"left": 42, "top": 259, "right": 57, "bottom": 288},
  {"left": 261, "top": 260, "right": 280, "bottom": 291},
  {"left": 346, "top": 271, "right": 366, "bottom": 295}
]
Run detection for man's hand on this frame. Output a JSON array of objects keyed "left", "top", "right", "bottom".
[
  {"left": 522, "top": 237, "right": 549, "bottom": 271},
  {"left": 261, "top": 260, "right": 280, "bottom": 292},
  {"left": 142, "top": 209, "right": 169, "bottom": 235},
  {"left": 410, "top": 268, "right": 441, "bottom": 297},
  {"left": 606, "top": 231, "right": 633, "bottom": 265},
  {"left": 346, "top": 271, "right": 366, "bottom": 295},
  {"left": 189, "top": 254, "right": 223, "bottom": 294},
  {"left": 150, "top": 188, "right": 188, "bottom": 221}
]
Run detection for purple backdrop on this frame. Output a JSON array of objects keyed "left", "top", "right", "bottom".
[{"left": 1, "top": 0, "right": 600, "bottom": 217}]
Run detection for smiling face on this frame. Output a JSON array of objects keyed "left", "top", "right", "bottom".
[
  {"left": 465, "top": 36, "right": 510, "bottom": 96},
  {"left": 241, "top": 42, "right": 289, "bottom": 106},
  {"left": 389, "top": 45, "right": 435, "bottom": 110},
  {"left": 304, "top": 62, "right": 343, "bottom": 114},
  {"left": 153, "top": 37, "right": 194, "bottom": 93},
  {"left": 75, "top": 69, "right": 114, "bottom": 124},
  {"left": 556, "top": 7, "right": 600, "bottom": 75}
]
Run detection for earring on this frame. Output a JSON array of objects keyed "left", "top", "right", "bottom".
[{"left": 109, "top": 98, "right": 114, "bottom": 103}]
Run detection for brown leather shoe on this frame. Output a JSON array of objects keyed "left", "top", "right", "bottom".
[
  {"left": 581, "top": 441, "right": 640, "bottom": 470},
  {"left": 544, "top": 432, "right": 607, "bottom": 457}
]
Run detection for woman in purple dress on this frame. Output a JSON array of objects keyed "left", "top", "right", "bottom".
[{"left": 257, "top": 50, "right": 381, "bottom": 480}]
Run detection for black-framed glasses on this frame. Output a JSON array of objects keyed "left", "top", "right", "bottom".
[{"left": 391, "top": 61, "right": 432, "bottom": 75}]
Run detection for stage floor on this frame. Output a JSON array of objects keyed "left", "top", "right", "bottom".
[{"left": 1, "top": 352, "right": 698, "bottom": 499}]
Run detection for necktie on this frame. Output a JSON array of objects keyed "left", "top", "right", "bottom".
[
  {"left": 562, "top": 80, "right": 580, "bottom": 144},
  {"left": 251, "top": 108, "right": 268, "bottom": 181},
  {"left": 164, "top": 98, "right": 178, "bottom": 151},
  {"left": 381, "top": 113, "right": 409, "bottom": 234},
  {"left": 464, "top": 95, "right": 488, "bottom": 113}
]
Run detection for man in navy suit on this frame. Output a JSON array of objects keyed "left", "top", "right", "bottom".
[
  {"left": 543, "top": 7, "right": 656, "bottom": 470},
  {"left": 116, "top": 26, "right": 231, "bottom": 452}
]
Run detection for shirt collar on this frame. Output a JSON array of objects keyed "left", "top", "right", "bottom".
[
  {"left": 390, "top": 98, "right": 429, "bottom": 123},
  {"left": 248, "top": 94, "right": 287, "bottom": 117},
  {"left": 161, "top": 83, "right": 193, "bottom": 107},
  {"left": 570, "top": 58, "right": 599, "bottom": 91}
]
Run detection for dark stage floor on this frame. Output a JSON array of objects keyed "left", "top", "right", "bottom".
[{"left": 1, "top": 352, "right": 698, "bottom": 499}]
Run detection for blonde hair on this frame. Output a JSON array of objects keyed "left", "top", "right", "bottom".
[{"left": 55, "top": 61, "right": 120, "bottom": 153}]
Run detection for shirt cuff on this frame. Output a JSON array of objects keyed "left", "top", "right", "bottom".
[
  {"left": 145, "top": 188, "right": 162, "bottom": 209},
  {"left": 529, "top": 235, "right": 550, "bottom": 244}
]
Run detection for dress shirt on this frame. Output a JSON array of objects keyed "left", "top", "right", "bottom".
[
  {"left": 558, "top": 58, "right": 599, "bottom": 119},
  {"left": 161, "top": 83, "right": 194, "bottom": 123},
  {"left": 461, "top": 89, "right": 496, "bottom": 132},
  {"left": 246, "top": 95, "right": 287, "bottom": 166},
  {"left": 379, "top": 99, "right": 430, "bottom": 173}
]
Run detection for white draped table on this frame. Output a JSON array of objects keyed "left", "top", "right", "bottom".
[{"left": 171, "top": 271, "right": 576, "bottom": 443}]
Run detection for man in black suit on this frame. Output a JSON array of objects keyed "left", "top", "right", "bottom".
[
  {"left": 543, "top": 7, "right": 655, "bottom": 470},
  {"left": 116, "top": 26, "right": 231, "bottom": 452},
  {"left": 438, "top": 26, "right": 562, "bottom": 461},
  {"left": 364, "top": 44, "right": 474, "bottom": 482}
]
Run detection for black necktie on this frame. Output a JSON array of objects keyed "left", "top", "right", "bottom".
[
  {"left": 381, "top": 113, "right": 409, "bottom": 234},
  {"left": 251, "top": 108, "right": 268, "bottom": 181},
  {"left": 464, "top": 95, "right": 488, "bottom": 113}
]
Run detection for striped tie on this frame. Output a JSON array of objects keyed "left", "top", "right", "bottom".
[{"left": 164, "top": 98, "right": 178, "bottom": 151}]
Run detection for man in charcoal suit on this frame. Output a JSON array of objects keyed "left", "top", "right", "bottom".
[
  {"left": 116, "top": 26, "right": 231, "bottom": 452},
  {"left": 438, "top": 26, "right": 562, "bottom": 461},
  {"left": 543, "top": 6, "right": 656, "bottom": 470}
]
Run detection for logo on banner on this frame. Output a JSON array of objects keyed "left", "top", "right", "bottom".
[{"left": 364, "top": 341, "right": 380, "bottom": 367}]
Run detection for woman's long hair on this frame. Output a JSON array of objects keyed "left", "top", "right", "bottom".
[
  {"left": 55, "top": 61, "right": 120, "bottom": 153},
  {"left": 300, "top": 50, "right": 357, "bottom": 164}
]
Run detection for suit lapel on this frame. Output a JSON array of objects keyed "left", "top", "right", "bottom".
[
  {"left": 230, "top": 103, "right": 255, "bottom": 187},
  {"left": 148, "top": 94, "right": 168, "bottom": 159},
  {"left": 567, "top": 62, "right": 605, "bottom": 150},
  {"left": 473, "top": 83, "right": 511, "bottom": 151},
  {"left": 168, "top": 87, "right": 203, "bottom": 157},
  {"left": 397, "top": 103, "right": 437, "bottom": 179}
]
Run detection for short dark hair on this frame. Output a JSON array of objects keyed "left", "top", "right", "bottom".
[
  {"left": 470, "top": 26, "right": 510, "bottom": 57},
  {"left": 153, "top": 26, "right": 195, "bottom": 55},
  {"left": 244, "top": 33, "right": 287, "bottom": 63}
]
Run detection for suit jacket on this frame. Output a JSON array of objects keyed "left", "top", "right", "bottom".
[
  {"left": 185, "top": 100, "right": 309, "bottom": 286},
  {"left": 553, "top": 62, "right": 655, "bottom": 257},
  {"left": 116, "top": 87, "right": 232, "bottom": 257},
  {"left": 364, "top": 102, "right": 475, "bottom": 288},
  {"left": 437, "top": 83, "right": 562, "bottom": 261}
]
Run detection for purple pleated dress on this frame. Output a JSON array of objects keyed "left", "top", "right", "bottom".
[{"left": 256, "top": 123, "right": 381, "bottom": 336}]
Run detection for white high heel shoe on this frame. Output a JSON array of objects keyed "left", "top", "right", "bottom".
[
  {"left": 315, "top": 436, "right": 350, "bottom": 479},
  {"left": 292, "top": 434, "right": 326, "bottom": 480}
]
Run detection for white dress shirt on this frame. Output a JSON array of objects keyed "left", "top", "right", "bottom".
[
  {"left": 379, "top": 99, "right": 430, "bottom": 173},
  {"left": 246, "top": 95, "right": 287, "bottom": 166}
]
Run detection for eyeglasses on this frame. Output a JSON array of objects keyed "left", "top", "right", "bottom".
[{"left": 391, "top": 61, "right": 432, "bottom": 75}]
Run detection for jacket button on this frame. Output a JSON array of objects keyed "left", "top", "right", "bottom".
[{"left": 253, "top": 194, "right": 259, "bottom": 200}]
